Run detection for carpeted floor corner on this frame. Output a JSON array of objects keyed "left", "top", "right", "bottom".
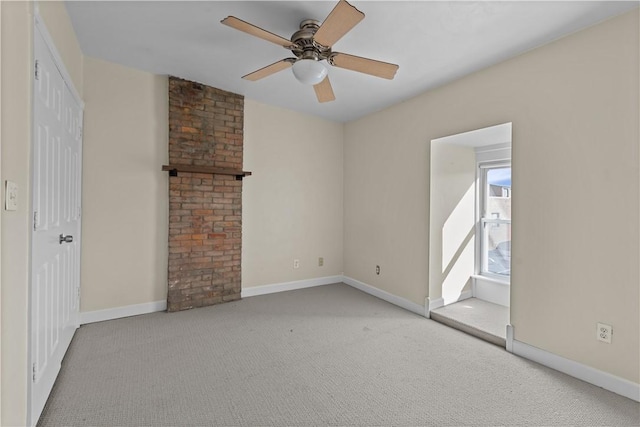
[{"left": 38, "top": 283, "right": 640, "bottom": 426}]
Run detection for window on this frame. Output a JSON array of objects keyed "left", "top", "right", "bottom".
[{"left": 479, "top": 163, "right": 511, "bottom": 279}]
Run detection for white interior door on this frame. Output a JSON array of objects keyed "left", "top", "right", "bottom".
[{"left": 30, "top": 24, "right": 83, "bottom": 425}]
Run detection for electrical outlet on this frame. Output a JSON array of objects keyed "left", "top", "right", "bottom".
[
  {"left": 376, "top": 265, "right": 380, "bottom": 275},
  {"left": 293, "top": 259, "right": 300, "bottom": 269},
  {"left": 597, "top": 323, "right": 612, "bottom": 344},
  {"left": 318, "top": 257, "right": 324, "bottom": 267}
]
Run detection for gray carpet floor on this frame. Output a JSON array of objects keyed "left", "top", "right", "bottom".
[{"left": 39, "top": 283, "right": 639, "bottom": 426}]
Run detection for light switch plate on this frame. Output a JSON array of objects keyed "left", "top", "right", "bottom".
[{"left": 5, "top": 181, "right": 18, "bottom": 211}]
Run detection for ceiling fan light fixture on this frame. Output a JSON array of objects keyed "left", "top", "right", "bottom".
[
  {"left": 292, "top": 59, "right": 328, "bottom": 85},
  {"left": 222, "top": 0, "right": 398, "bottom": 103}
]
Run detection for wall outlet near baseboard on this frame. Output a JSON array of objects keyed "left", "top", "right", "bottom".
[
  {"left": 597, "top": 323, "right": 612, "bottom": 344},
  {"left": 376, "top": 265, "right": 380, "bottom": 275},
  {"left": 293, "top": 259, "right": 300, "bottom": 269},
  {"left": 318, "top": 257, "right": 324, "bottom": 267}
]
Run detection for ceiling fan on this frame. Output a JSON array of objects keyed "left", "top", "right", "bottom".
[{"left": 221, "top": 0, "right": 399, "bottom": 103}]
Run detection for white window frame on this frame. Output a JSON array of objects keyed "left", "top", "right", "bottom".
[{"left": 476, "top": 160, "right": 511, "bottom": 283}]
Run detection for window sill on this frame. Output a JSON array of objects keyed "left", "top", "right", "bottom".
[{"left": 472, "top": 275, "right": 510, "bottom": 286}]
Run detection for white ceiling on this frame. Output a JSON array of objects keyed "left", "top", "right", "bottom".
[{"left": 65, "top": 1, "right": 638, "bottom": 123}]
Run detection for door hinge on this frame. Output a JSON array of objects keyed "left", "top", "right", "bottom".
[
  {"left": 33, "top": 211, "right": 38, "bottom": 231},
  {"left": 77, "top": 287, "right": 81, "bottom": 301},
  {"left": 32, "top": 363, "right": 37, "bottom": 382},
  {"left": 35, "top": 60, "right": 40, "bottom": 81}
]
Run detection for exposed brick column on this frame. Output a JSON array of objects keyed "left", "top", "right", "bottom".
[{"left": 167, "top": 77, "right": 243, "bottom": 312}]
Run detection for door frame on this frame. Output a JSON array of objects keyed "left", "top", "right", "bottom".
[{"left": 27, "top": 10, "right": 84, "bottom": 426}]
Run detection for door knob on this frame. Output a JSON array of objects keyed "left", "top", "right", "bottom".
[{"left": 59, "top": 234, "right": 73, "bottom": 244}]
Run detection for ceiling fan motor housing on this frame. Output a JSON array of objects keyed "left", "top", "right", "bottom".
[{"left": 291, "top": 20, "right": 332, "bottom": 62}]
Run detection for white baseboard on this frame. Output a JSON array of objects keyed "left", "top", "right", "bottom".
[
  {"left": 241, "top": 275, "right": 343, "bottom": 298},
  {"left": 426, "top": 290, "right": 473, "bottom": 318},
  {"left": 80, "top": 300, "right": 167, "bottom": 325},
  {"left": 508, "top": 331, "right": 639, "bottom": 402},
  {"left": 505, "top": 324, "right": 514, "bottom": 352},
  {"left": 472, "top": 276, "right": 510, "bottom": 307},
  {"left": 342, "top": 276, "right": 425, "bottom": 317},
  {"left": 460, "top": 289, "right": 473, "bottom": 301},
  {"left": 428, "top": 296, "right": 444, "bottom": 311}
]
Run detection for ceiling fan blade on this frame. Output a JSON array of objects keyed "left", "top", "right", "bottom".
[
  {"left": 329, "top": 53, "right": 399, "bottom": 80},
  {"left": 314, "top": 0, "right": 365, "bottom": 48},
  {"left": 221, "top": 16, "right": 296, "bottom": 49},
  {"left": 242, "top": 59, "right": 295, "bottom": 81},
  {"left": 313, "top": 76, "right": 336, "bottom": 103}
]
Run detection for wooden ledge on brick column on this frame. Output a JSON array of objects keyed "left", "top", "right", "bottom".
[{"left": 162, "top": 164, "right": 252, "bottom": 180}]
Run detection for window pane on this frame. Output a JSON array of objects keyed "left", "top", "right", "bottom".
[
  {"left": 486, "top": 167, "right": 511, "bottom": 220},
  {"left": 483, "top": 222, "right": 511, "bottom": 276}
]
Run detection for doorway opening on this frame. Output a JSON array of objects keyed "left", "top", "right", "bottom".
[{"left": 428, "top": 122, "right": 512, "bottom": 346}]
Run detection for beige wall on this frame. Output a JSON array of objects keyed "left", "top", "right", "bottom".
[
  {"left": 1, "top": 1, "right": 84, "bottom": 424},
  {"left": 243, "top": 100, "right": 344, "bottom": 288},
  {"left": 81, "top": 57, "right": 168, "bottom": 311},
  {"left": 428, "top": 143, "right": 476, "bottom": 303},
  {"left": 343, "top": 104, "right": 430, "bottom": 305},
  {"left": 1, "top": 3, "right": 32, "bottom": 423},
  {"left": 81, "top": 80, "right": 344, "bottom": 305},
  {"left": 344, "top": 10, "right": 639, "bottom": 383}
]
